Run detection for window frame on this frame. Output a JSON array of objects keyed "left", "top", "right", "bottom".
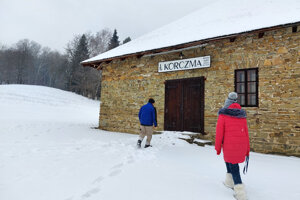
[{"left": 234, "top": 68, "right": 259, "bottom": 107}]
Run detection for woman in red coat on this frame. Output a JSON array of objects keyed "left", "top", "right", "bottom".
[{"left": 215, "top": 92, "right": 250, "bottom": 200}]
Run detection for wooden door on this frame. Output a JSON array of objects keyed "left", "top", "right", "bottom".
[
  {"left": 182, "top": 77, "right": 204, "bottom": 132},
  {"left": 164, "top": 79, "right": 182, "bottom": 131},
  {"left": 164, "top": 77, "right": 204, "bottom": 133}
]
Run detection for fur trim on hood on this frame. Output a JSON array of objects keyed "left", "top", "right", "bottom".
[{"left": 218, "top": 103, "right": 247, "bottom": 118}]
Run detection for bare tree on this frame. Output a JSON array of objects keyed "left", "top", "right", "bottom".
[
  {"left": 87, "top": 28, "right": 112, "bottom": 57},
  {"left": 0, "top": 39, "right": 67, "bottom": 89},
  {"left": 0, "top": 28, "right": 120, "bottom": 100},
  {"left": 14, "top": 39, "right": 41, "bottom": 84}
]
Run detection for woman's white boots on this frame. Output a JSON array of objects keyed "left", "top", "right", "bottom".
[
  {"left": 224, "top": 173, "right": 248, "bottom": 200},
  {"left": 223, "top": 173, "right": 234, "bottom": 189},
  {"left": 233, "top": 184, "right": 247, "bottom": 200}
]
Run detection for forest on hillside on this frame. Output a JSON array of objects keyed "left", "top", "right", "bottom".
[{"left": 0, "top": 28, "right": 131, "bottom": 99}]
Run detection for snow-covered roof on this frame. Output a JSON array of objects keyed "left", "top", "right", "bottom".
[{"left": 82, "top": 0, "right": 300, "bottom": 66}]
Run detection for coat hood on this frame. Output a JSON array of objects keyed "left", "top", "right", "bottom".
[{"left": 218, "top": 103, "right": 247, "bottom": 118}]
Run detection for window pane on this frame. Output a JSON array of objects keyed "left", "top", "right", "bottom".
[
  {"left": 237, "top": 83, "right": 245, "bottom": 93},
  {"left": 247, "top": 82, "right": 256, "bottom": 93},
  {"left": 247, "top": 70, "right": 256, "bottom": 81},
  {"left": 236, "top": 71, "right": 245, "bottom": 82},
  {"left": 248, "top": 94, "right": 256, "bottom": 106},
  {"left": 238, "top": 94, "right": 245, "bottom": 106}
]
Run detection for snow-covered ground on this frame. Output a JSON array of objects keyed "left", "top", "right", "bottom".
[{"left": 0, "top": 85, "right": 299, "bottom": 200}]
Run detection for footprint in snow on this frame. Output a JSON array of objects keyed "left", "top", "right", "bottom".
[
  {"left": 109, "top": 169, "right": 122, "bottom": 177},
  {"left": 81, "top": 188, "right": 101, "bottom": 199},
  {"left": 111, "top": 163, "right": 123, "bottom": 169},
  {"left": 126, "top": 155, "right": 134, "bottom": 164},
  {"left": 93, "top": 176, "right": 104, "bottom": 184}
]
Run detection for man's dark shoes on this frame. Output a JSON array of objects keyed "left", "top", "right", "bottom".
[
  {"left": 144, "top": 144, "right": 152, "bottom": 148},
  {"left": 137, "top": 140, "right": 142, "bottom": 148}
]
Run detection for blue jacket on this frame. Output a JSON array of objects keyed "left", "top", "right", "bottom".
[{"left": 138, "top": 103, "right": 157, "bottom": 127}]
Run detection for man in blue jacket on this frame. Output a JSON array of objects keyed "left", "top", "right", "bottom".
[{"left": 137, "top": 98, "right": 157, "bottom": 148}]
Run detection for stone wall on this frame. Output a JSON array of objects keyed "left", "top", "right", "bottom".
[{"left": 99, "top": 25, "right": 300, "bottom": 156}]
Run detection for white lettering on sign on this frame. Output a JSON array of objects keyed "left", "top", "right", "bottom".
[{"left": 158, "top": 56, "right": 210, "bottom": 72}]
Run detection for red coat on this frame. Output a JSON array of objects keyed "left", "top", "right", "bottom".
[{"left": 215, "top": 103, "right": 250, "bottom": 164}]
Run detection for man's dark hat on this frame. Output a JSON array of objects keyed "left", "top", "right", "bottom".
[{"left": 148, "top": 98, "right": 155, "bottom": 104}]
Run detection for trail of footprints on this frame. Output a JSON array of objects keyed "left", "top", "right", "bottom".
[
  {"left": 65, "top": 139, "right": 146, "bottom": 200},
  {"left": 67, "top": 154, "right": 135, "bottom": 200}
]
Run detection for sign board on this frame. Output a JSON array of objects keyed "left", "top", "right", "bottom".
[{"left": 158, "top": 56, "right": 210, "bottom": 73}]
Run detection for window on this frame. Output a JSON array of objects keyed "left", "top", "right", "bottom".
[{"left": 235, "top": 68, "right": 258, "bottom": 107}]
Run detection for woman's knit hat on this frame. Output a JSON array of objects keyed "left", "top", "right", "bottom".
[
  {"left": 228, "top": 92, "right": 238, "bottom": 100},
  {"left": 224, "top": 92, "right": 238, "bottom": 108}
]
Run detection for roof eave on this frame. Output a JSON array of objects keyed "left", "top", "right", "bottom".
[{"left": 82, "top": 21, "right": 300, "bottom": 69}]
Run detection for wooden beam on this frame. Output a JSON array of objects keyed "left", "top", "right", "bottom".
[
  {"left": 136, "top": 54, "right": 143, "bottom": 59},
  {"left": 96, "top": 62, "right": 103, "bottom": 70}
]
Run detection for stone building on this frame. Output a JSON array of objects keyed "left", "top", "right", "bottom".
[{"left": 82, "top": 1, "right": 300, "bottom": 156}]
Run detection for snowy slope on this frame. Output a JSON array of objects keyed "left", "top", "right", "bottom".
[
  {"left": 82, "top": 0, "right": 300, "bottom": 64},
  {"left": 0, "top": 85, "right": 299, "bottom": 200}
]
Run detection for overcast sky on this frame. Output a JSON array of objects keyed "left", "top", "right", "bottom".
[{"left": 0, "top": 0, "right": 214, "bottom": 53}]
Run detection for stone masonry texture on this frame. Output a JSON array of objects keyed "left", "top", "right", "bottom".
[{"left": 98, "top": 25, "right": 300, "bottom": 156}]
